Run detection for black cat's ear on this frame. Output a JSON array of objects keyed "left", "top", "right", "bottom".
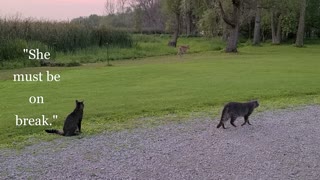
[{"left": 76, "top": 100, "right": 79, "bottom": 103}]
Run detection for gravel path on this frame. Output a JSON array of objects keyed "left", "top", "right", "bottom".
[{"left": 1, "top": 105, "right": 320, "bottom": 180}]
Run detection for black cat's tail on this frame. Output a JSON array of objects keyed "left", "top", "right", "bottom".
[{"left": 45, "top": 129, "right": 64, "bottom": 135}]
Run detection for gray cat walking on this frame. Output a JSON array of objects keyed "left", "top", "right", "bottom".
[{"left": 217, "top": 101, "right": 259, "bottom": 129}]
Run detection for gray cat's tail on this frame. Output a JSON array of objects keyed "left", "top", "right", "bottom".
[
  {"left": 217, "top": 106, "right": 229, "bottom": 128},
  {"left": 45, "top": 129, "right": 64, "bottom": 135}
]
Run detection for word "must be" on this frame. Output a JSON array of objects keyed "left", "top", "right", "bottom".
[{"left": 13, "top": 71, "right": 60, "bottom": 82}]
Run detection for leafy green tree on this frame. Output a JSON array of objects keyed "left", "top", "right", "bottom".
[
  {"left": 306, "top": 0, "right": 320, "bottom": 37},
  {"left": 266, "top": 0, "right": 299, "bottom": 44},
  {"left": 198, "top": 9, "right": 222, "bottom": 37}
]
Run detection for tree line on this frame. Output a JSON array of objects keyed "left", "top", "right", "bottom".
[{"left": 72, "top": 0, "right": 320, "bottom": 52}]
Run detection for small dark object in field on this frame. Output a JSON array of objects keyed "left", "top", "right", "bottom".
[{"left": 168, "top": 41, "right": 177, "bottom": 47}]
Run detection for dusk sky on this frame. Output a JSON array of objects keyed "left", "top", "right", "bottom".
[{"left": 0, "top": 0, "right": 109, "bottom": 21}]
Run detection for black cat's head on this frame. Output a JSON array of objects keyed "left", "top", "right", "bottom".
[
  {"left": 253, "top": 100, "right": 259, "bottom": 108},
  {"left": 76, "top": 100, "right": 84, "bottom": 110}
]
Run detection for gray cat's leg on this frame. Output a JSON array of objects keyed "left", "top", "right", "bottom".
[
  {"left": 242, "top": 115, "right": 251, "bottom": 126},
  {"left": 222, "top": 123, "right": 228, "bottom": 129},
  {"left": 230, "top": 116, "right": 237, "bottom": 127}
]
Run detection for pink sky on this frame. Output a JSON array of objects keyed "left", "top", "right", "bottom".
[{"left": 0, "top": 0, "right": 109, "bottom": 21}]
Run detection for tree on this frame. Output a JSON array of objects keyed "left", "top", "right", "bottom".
[
  {"left": 166, "top": 0, "right": 182, "bottom": 47},
  {"left": 253, "top": 0, "right": 262, "bottom": 45},
  {"left": 267, "top": 0, "right": 299, "bottom": 44},
  {"left": 295, "top": 0, "right": 307, "bottom": 47},
  {"left": 133, "top": 6, "right": 143, "bottom": 33},
  {"left": 270, "top": 8, "right": 281, "bottom": 44},
  {"left": 181, "top": 0, "right": 197, "bottom": 36},
  {"left": 186, "top": 0, "right": 216, "bottom": 36},
  {"left": 117, "top": 0, "right": 129, "bottom": 14},
  {"left": 218, "top": 0, "right": 241, "bottom": 52},
  {"left": 132, "top": 0, "right": 165, "bottom": 32},
  {"left": 305, "top": 0, "right": 320, "bottom": 37},
  {"left": 198, "top": 9, "right": 221, "bottom": 37},
  {"left": 105, "top": 0, "right": 115, "bottom": 15}
]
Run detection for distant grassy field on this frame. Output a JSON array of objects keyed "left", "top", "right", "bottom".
[
  {"left": 1, "top": 44, "right": 320, "bottom": 148},
  {"left": 0, "top": 35, "right": 224, "bottom": 69},
  {"left": 56, "top": 35, "right": 224, "bottom": 63}
]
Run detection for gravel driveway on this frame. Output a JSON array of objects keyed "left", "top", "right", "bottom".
[{"left": 1, "top": 105, "right": 320, "bottom": 179}]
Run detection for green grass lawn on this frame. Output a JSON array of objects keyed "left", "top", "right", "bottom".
[{"left": 1, "top": 44, "right": 320, "bottom": 148}]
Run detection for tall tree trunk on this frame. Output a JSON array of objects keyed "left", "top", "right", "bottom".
[
  {"left": 168, "top": 13, "right": 180, "bottom": 47},
  {"left": 275, "top": 16, "right": 281, "bottom": 44},
  {"left": 271, "top": 11, "right": 276, "bottom": 42},
  {"left": 271, "top": 11, "right": 281, "bottom": 44},
  {"left": 295, "top": 0, "right": 307, "bottom": 47},
  {"left": 248, "top": 22, "right": 252, "bottom": 40},
  {"left": 226, "top": 23, "right": 240, "bottom": 52},
  {"left": 227, "top": 1, "right": 240, "bottom": 52},
  {"left": 253, "top": 1, "right": 261, "bottom": 45},
  {"left": 186, "top": 11, "right": 192, "bottom": 37},
  {"left": 218, "top": 0, "right": 241, "bottom": 53}
]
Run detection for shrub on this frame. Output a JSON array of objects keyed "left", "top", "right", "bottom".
[
  {"left": 92, "top": 28, "right": 133, "bottom": 48},
  {"left": 0, "top": 39, "right": 27, "bottom": 61}
]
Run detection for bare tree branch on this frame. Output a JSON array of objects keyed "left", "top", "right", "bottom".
[{"left": 105, "top": 0, "right": 115, "bottom": 15}]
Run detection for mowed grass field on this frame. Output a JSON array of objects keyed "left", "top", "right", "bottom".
[{"left": 0, "top": 44, "right": 320, "bottom": 148}]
